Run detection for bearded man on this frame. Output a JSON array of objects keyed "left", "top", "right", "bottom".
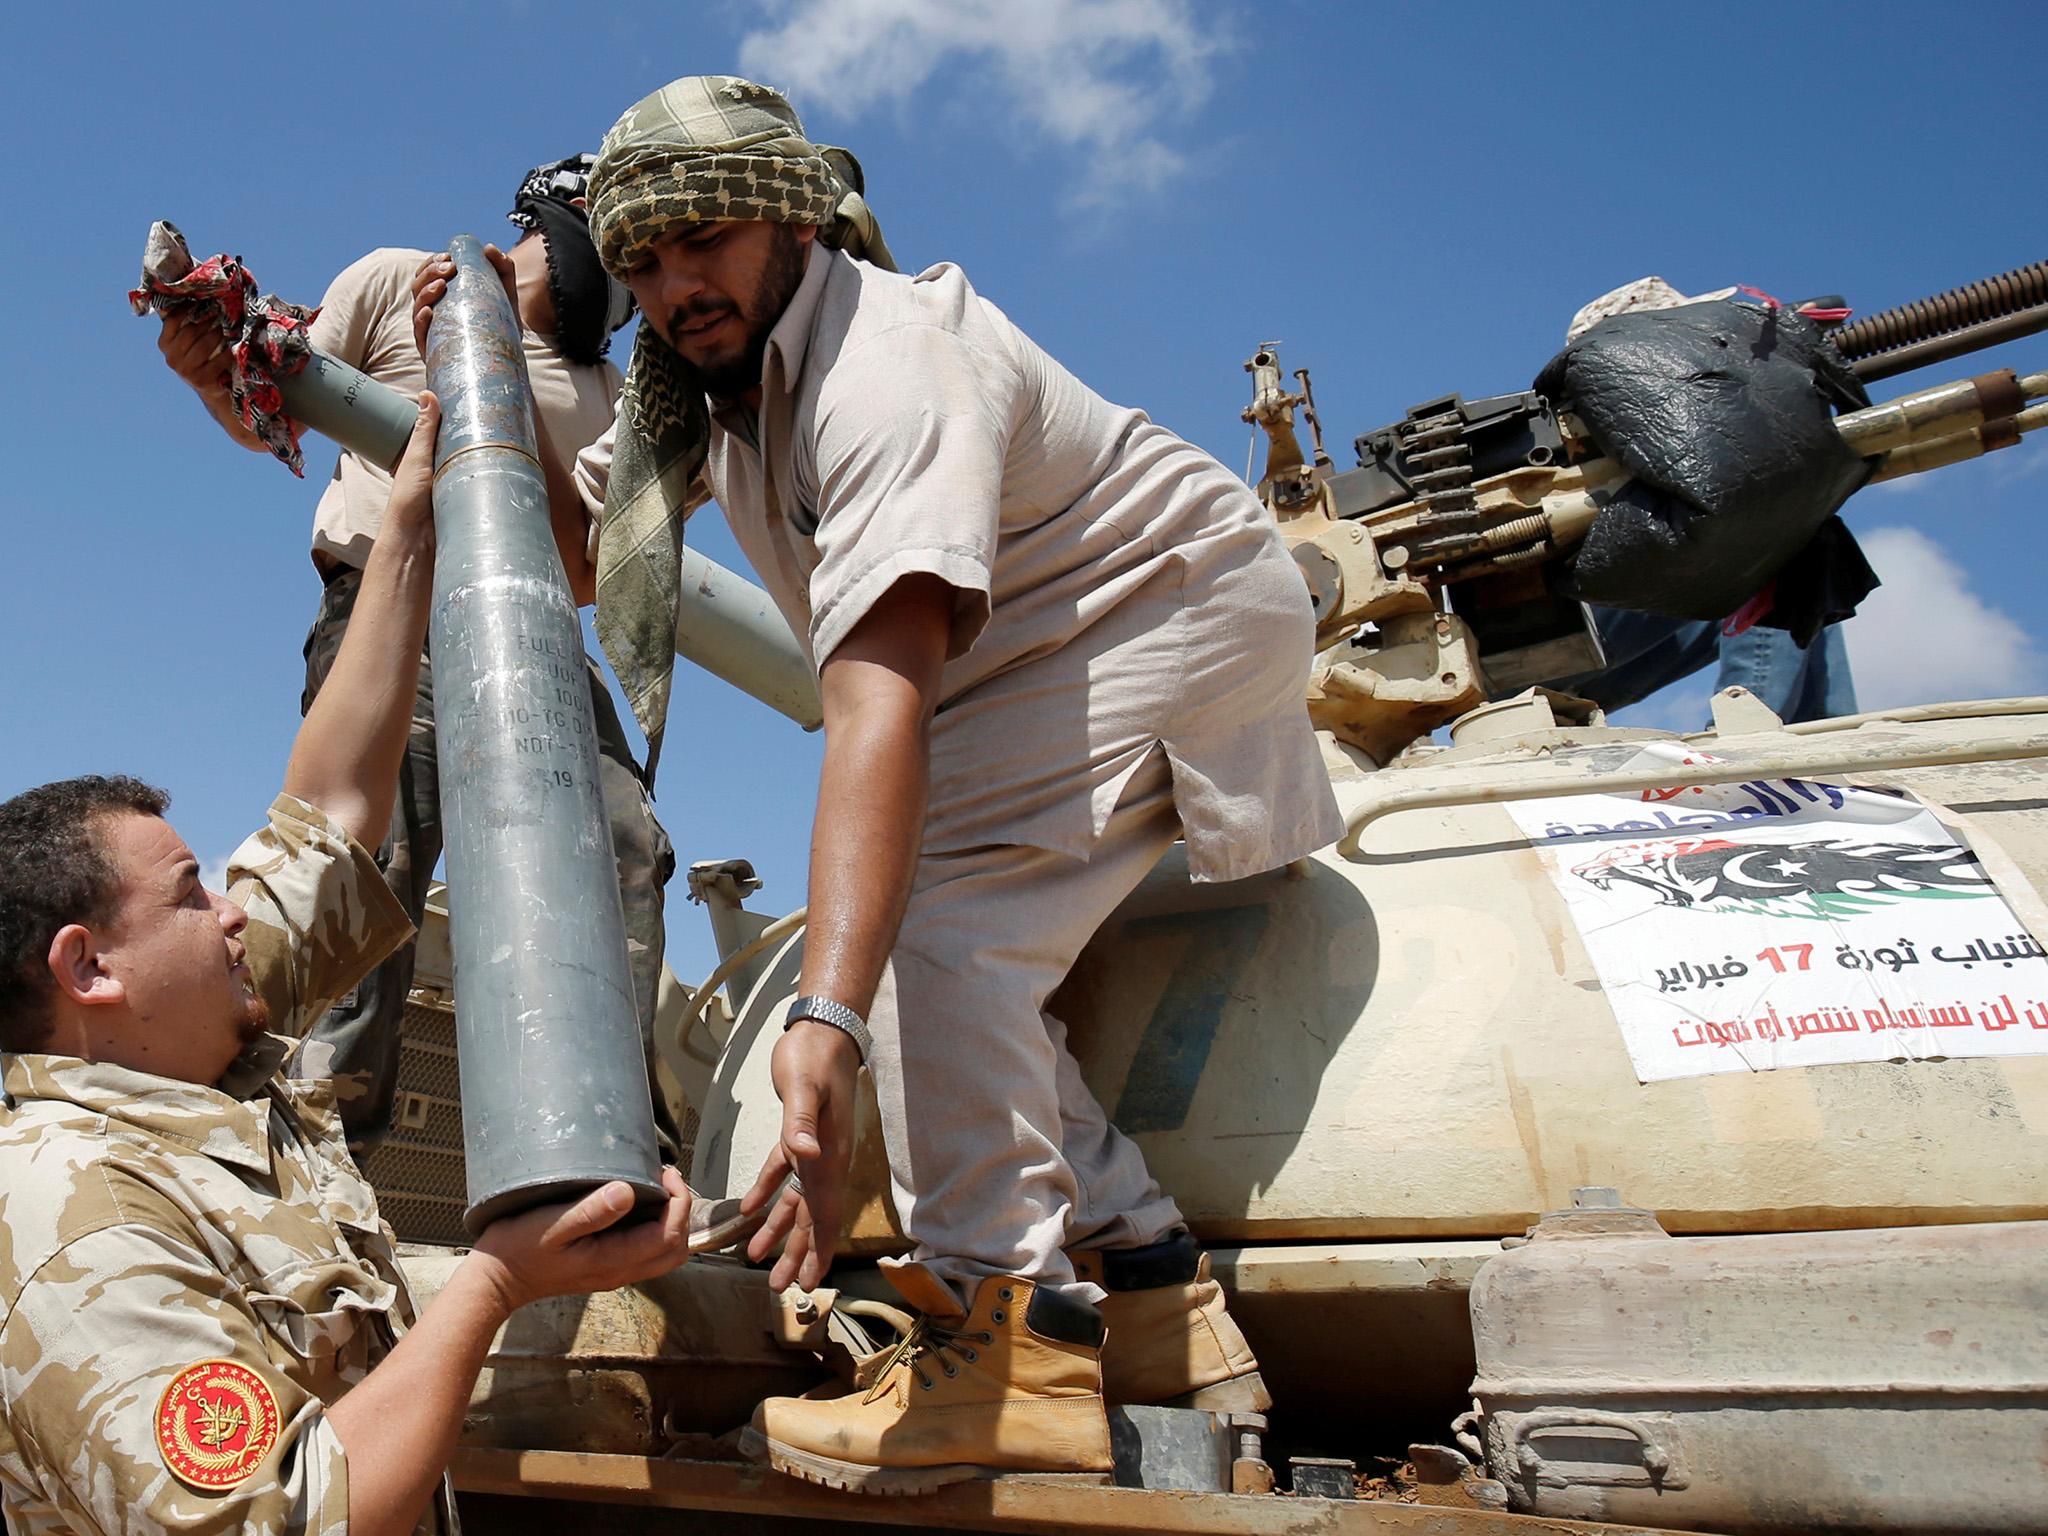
[{"left": 448, "top": 76, "right": 1342, "bottom": 1494}]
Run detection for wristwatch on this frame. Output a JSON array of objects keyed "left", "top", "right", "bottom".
[{"left": 785, "top": 995, "right": 872, "bottom": 1065}]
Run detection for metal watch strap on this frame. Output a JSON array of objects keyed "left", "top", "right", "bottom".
[{"left": 785, "top": 995, "right": 872, "bottom": 1065}]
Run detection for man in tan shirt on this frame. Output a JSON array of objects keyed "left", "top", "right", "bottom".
[
  {"left": 521, "top": 77, "right": 1342, "bottom": 1493},
  {"left": 155, "top": 156, "right": 676, "bottom": 1154}
]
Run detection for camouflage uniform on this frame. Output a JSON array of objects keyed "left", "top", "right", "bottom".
[
  {"left": 302, "top": 570, "right": 677, "bottom": 1150},
  {"left": 0, "top": 795, "right": 453, "bottom": 1535}
]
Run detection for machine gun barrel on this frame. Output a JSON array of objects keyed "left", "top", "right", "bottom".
[
  {"left": 1865, "top": 395, "right": 2048, "bottom": 484},
  {"left": 425, "top": 235, "right": 664, "bottom": 1235},
  {"left": 1833, "top": 370, "right": 2042, "bottom": 455},
  {"left": 1830, "top": 258, "right": 2048, "bottom": 382}
]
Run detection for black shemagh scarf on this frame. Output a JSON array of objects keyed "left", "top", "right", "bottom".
[{"left": 508, "top": 154, "right": 635, "bottom": 366}]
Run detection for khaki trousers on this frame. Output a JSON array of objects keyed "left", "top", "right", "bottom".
[{"left": 871, "top": 749, "right": 1187, "bottom": 1306}]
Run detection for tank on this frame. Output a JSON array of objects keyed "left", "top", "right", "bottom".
[
  {"left": 370, "top": 318, "right": 2048, "bottom": 1535},
  {"left": 397, "top": 691, "right": 2046, "bottom": 1531},
  {"left": 680, "top": 691, "right": 2048, "bottom": 1370},
  {"left": 692, "top": 698, "right": 2048, "bottom": 1238}
]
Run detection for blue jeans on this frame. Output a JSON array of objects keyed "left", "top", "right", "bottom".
[{"left": 1559, "top": 609, "right": 1857, "bottom": 726}]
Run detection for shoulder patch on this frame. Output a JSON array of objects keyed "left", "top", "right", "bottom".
[{"left": 155, "top": 1359, "right": 282, "bottom": 1491}]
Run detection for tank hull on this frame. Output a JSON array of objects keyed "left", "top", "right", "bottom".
[
  {"left": 1468, "top": 1215, "right": 2048, "bottom": 1533},
  {"left": 690, "top": 709, "right": 2048, "bottom": 1244}
]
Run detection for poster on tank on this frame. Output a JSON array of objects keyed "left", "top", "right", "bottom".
[{"left": 1504, "top": 743, "right": 2048, "bottom": 1082}]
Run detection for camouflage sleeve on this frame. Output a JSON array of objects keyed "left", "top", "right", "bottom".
[
  {"left": 0, "top": 1224, "right": 348, "bottom": 1536},
  {"left": 228, "top": 793, "right": 414, "bottom": 1040}
]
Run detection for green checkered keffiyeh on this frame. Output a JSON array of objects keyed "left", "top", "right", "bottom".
[{"left": 586, "top": 76, "right": 894, "bottom": 781}]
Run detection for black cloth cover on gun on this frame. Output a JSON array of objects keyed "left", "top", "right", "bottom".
[{"left": 1535, "top": 294, "right": 1878, "bottom": 644}]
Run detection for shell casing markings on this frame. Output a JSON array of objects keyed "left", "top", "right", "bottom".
[{"left": 424, "top": 235, "right": 662, "bottom": 1235}]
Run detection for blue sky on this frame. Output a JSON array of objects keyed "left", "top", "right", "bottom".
[{"left": 1, "top": 0, "right": 2042, "bottom": 986}]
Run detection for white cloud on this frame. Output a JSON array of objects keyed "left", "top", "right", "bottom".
[
  {"left": 1862, "top": 468, "right": 1926, "bottom": 497},
  {"left": 1842, "top": 526, "right": 2046, "bottom": 709},
  {"left": 199, "top": 854, "right": 233, "bottom": 894},
  {"left": 1992, "top": 437, "right": 2048, "bottom": 490},
  {"left": 736, "top": 0, "right": 1227, "bottom": 207}
]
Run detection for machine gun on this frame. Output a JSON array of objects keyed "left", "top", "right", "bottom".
[{"left": 1249, "top": 259, "right": 2048, "bottom": 761}]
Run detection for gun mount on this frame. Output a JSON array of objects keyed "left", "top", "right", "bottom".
[{"left": 1249, "top": 266, "right": 2048, "bottom": 763}]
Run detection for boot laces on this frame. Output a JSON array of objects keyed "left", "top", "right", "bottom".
[{"left": 861, "top": 1315, "right": 995, "bottom": 1402}]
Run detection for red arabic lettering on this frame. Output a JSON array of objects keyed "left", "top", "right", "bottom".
[{"left": 1755, "top": 944, "right": 1815, "bottom": 974}]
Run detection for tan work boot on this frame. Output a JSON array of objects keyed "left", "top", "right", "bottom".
[
  {"left": 741, "top": 1264, "right": 1114, "bottom": 1495},
  {"left": 1070, "top": 1231, "right": 1272, "bottom": 1412}
]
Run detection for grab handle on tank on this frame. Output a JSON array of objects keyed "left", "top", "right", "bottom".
[
  {"left": 1338, "top": 723, "right": 2048, "bottom": 854},
  {"left": 1509, "top": 1410, "right": 1687, "bottom": 1490}
]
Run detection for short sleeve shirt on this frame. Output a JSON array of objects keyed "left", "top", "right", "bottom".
[
  {"left": 0, "top": 796, "right": 439, "bottom": 1536},
  {"left": 308, "top": 247, "right": 623, "bottom": 571},
  {"left": 581, "top": 249, "right": 1339, "bottom": 879}
]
